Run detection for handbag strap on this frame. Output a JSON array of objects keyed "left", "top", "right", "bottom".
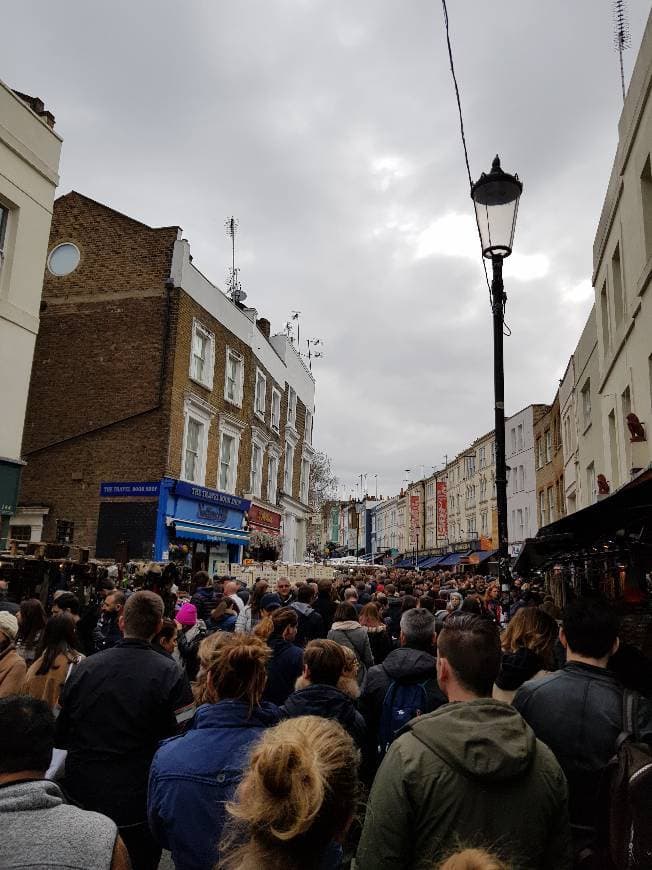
[{"left": 618, "top": 689, "right": 640, "bottom": 748}]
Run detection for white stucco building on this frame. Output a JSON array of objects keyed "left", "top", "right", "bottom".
[
  {"left": 505, "top": 405, "right": 547, "bottom": 555},
  {"left": 0, "top": 83, "right": 62, "bottom": 544},
  {"left": 592, "top": 10, "right": 652, "bottom": 490}
]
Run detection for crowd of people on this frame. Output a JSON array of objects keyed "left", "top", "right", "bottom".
[{"left": 0, "top": 566, "right": 651, "bottom": 870}]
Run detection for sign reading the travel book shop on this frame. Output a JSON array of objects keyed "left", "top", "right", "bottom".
[
  {"left": 100, "top": 481, "right": 161, "bottom": 498},
  {"left": 174, "top": 481, "right": 250, "bottom": 513}
]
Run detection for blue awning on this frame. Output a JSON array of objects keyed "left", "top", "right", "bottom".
[
  {"left": 437, "top": 550, "right": 472, "bottom": 567},
  {"left": 419, "top": 555, "right": 445, "bottom": 568},
  {"left": 173, "top": 520, "right": 249, "bottom": 547}
]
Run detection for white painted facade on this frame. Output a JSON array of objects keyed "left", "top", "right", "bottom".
[
  {"left": 573, "top": 310, "right": 603, "bottom": 508},
  {"left": 592, "top": 10, "right": 652, "bottom": 490},
  {"left": 0, "top": 83, "right": 61, "bottom": 469},
  {"left": 447, "top": 431, "right": 496, "bottom": 546},
  {"left": 505, "top": 405, "right": 539, "bottom": 554}
]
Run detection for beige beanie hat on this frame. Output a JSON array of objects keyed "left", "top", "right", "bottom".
[{"left": 0, "top": 610, "right": 19, "bottom": 641}]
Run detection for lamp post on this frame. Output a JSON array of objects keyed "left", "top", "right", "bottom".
[{"left": 471, "top": 155, "right": 522, "bottom": 596}]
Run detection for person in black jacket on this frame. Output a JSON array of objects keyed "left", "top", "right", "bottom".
[
  {"left": 280, "top": 638, "right": 366, "bottom": 749},
  {"left": 91, "top": 590, "right": 125, "bottom": 653},
  {"left": 514, "top": 596, "right": 652, "bottom": 859},
  {"left": 259, "top": 605, "right": 303, "bottom": 706},
  {"left": 55, "top": 591, "right": 195, "bottom": 870},
  {"left": 290, "top": 584, "right": 325, "bottom": 647},
  {"left": 359, "top": 607, "right": 446, "bottom": 778},
  {"left": 312, "top": 579, "right": 337, "bottom": 633}
]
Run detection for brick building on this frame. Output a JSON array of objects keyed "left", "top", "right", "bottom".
[
  {"left": 17, "top": 192, "right": 315, "bottom": 566},
  {"left": 534, "top": 391, "right": 565, "bottom": 529}
]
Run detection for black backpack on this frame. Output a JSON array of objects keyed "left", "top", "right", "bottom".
[{"left": 605, "top": 690, "right": 652, "bottom": 869}]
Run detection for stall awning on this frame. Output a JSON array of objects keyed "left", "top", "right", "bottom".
[
  {"left": 438, "top": 551, "right": 471, "bottom": 567},
  {"left": 460, "top": 549, "right": 498, "bottom": 565},
  {"left": 419, "top": 555, "right": 445, "bottom": 568},
  {"left": 173, "top": 521, "right": 249, "bottom": 547}
]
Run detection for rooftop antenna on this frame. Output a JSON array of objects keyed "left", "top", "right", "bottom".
[
  {"left": 303, "top": 337, "right": 324, "bottom": 371},
  {"left": 225, "top": 216, "right": 247, "bottom": 304},
  {"left": 291, "top": 310, "right": 301, "bottom": 346},
  {"left": 613, "top": 0, "right": 631, "bottom": 102}
]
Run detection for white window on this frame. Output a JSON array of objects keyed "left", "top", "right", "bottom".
[
  {"left": 517, "top": 424, "right": 523, "bottom": 451},
  {"left": 539, "top": 490, "right": 546, "bottom": 526},
  {"left": 510, "top": 428, "right": 517, "bottom": 453},
  {"left": 189, "top": 320, "right": 214, "bottom": 389},
  {"left": 519, "top": 465, "right": 525, "bottom": 492},
  {"left": 267, "top": 452, "right": 279, "bottom": 504},
  {"left": 217, "top": 424, "right": 240, "bottom": 493},
  {"left": 586, "top": 462, "right": 596, "bottom": 505},
  {"left": 284, "top": 441, "right": 295, "bottom": 492},
  {"left": 250, "top": 441, "right": 264, "bottom": 497},
  {"left": 300, "top": 458, "right": 311, "bottom": 504},
  {"left": 481, "top": 510, "right": 488, "bottom": 535},
  {"left": 517, "top": 508, "right": 524, "bottom": 539},
  {"left": 254, "top": 369, "right": 267, "bottom": 419},
  {"left": 304, "top": 409, "right": 313, "bottom": 445},
  {"left": 181, "top": 399, "right": 211, "bottom": 484},
  {"left": 548, "top": 487, "right": 555, "bottom": 523},
  {"left": 478, "top": 446, "right": 485, "bottom": 468},
  {"left": 224, "top": 349, "right": 244, "bottom": 407},
  {"left": 287, "top": 387, "right": 297, "bottom": 427},
  {"left": 271, "top": 388, "right": 281, "bottom": 433},
  {"left": 581, "top": 379, "right": 591, "bottom": 426},
  {"left": 545, "top": 430, "right": 552, "bottom": 463}
]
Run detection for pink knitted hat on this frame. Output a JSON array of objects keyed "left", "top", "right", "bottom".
[{"left": 176, "top": 602, "right": 197, "bottom": 627}]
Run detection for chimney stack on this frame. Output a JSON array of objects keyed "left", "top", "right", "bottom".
[{"left": 257, "top": 318, "right": 271, "bottom": 339}]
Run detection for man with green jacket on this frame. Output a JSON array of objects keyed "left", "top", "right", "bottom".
[{"left": 355, "top": 613, "right": 572, "bottom": 870}]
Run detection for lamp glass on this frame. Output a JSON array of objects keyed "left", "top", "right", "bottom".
[{"left": 471, "top": 157, "right": 522, "bottom": 259}]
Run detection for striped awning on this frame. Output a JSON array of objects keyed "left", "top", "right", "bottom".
[{"left": 173, "top": 520, "right": 249, "bottom": 547}]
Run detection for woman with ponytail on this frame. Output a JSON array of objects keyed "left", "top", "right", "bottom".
[
  {"left": 258, "top": 605, "right": 304, "bottom": 706},
  {"left": 148, "top": 633, "right": 279, "bottom": 870},
  {"left": 221, "top": 716, "right": 358, "bottom": 870}
]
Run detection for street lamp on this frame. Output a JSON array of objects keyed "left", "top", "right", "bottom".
[{"left": 471, "top": 155, "right": 522, "bottom": 595}]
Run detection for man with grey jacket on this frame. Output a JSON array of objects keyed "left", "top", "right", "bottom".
[
  {"left": 356, "top": 613, "right": 572, "bottom": 870},
  {"left": 0, "top": 695, "right": 130, "bottom": 869}
]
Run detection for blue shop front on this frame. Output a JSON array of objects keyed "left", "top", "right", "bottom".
[{"left": 154, "top": 478, "right": 250, "bottom": 569}]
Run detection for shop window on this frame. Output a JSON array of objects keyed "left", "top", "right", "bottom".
[
  {"left": 224, "top": 349, "right": 244, "bottom": 407},
  {"left": 271, "top": 388, "right": 281, "bottom": 433},
  {"left": 56, "top": 520, "right": 74, "bottom": 544},
  {"left": 189, "top": 320, "right": 214, "bottom": 389},
  {"left": 9, "top": 525, "right": 31, "bottom": 542}
]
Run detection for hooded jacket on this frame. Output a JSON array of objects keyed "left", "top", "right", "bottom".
[
  {"left": 262, "top": 635, "right": 304, "bottom": 706},
  {"left": 280, "top": 682, "right": 366, "bottom": 747},
  {"left": 355, "top": 699, "right": 572, "bottom": 870},
  {"left": 0, "top": 779, "right": 124, "bottom": 870},
  {"left": 327, "top": 621, "right": 374, "bottom": 684},
  {"left": 148, "top": 699, "right": 280, "bottom": 870},
  {"left": 290, "top": 600, "right": 325, "bottom": 646}
]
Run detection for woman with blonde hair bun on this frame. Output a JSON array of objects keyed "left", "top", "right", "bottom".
[
  {"left": 436, "top": 848, "right": 511, "bottom": 870},
  {"left": 221, "top": 715, "right": 358, "bottom": 870},
  {"left": 148, "top": 632, "right": 279, "bottom": 870}
]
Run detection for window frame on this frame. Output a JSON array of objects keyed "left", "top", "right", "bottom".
[
  {"left": 181, "top": 397, "right": 211, "bottom": 485},
  {"left": 267, "top": 449, "right": 280, "bottom": 504},
  {"left": 304, "top": 408, "right": 313, "bottom": 445},
  {"left": 284, "top": 440, "right": 295, "bottom": 493},
  {"left": 300, "top": 456, "right": 311, "bottom": 505},
  {"left": 287, "top": 386, "right": 297, "bottom": 427},
  {"left": 217, "top": 420, "right": 242, "bottom": 494},
  {"left": 254, "top": 368, "right": 267, "bottom": 420},
  {"left": 250, "top": 440, "right": 264, "bottom": 498},
  {"left": 224, "top": 348, "right": 244, "bottom": 408},
  {"left": 270, "top": 387, "right": 282, "bottom": 433},
  {"left": 189, "top": 319, "right": 215, "bottom": 390}
]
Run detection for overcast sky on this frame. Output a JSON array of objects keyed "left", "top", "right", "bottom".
[{"left": 4, "top": 1, "right": 650, "bottom": 498}]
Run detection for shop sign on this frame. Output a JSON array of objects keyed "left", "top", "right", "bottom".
[
  {"left": 436, "top": 481, "right": 448, "bottom": 538},
  {"left": 100, "top": 481, "right": 161, "bottom": 498},
  {"left": 174, "top": 481, "right": 250, "bottom": 512},
  {"left": 197, "top": 503, "right": 228, "bottom": 523},
  {"left": 249, "top": 504, "right": 282, "bottom": 531},
  {"left": 0, "top": 460, "right": 23, "bottom": 515}
]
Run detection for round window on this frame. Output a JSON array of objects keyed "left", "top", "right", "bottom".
[{"left": 47, "top": 243, "right": 81, "bottom": 276}]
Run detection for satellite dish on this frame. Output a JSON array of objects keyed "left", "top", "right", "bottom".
[{"left": 232, "top": 288, "right": 247, "bottom": 303}]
